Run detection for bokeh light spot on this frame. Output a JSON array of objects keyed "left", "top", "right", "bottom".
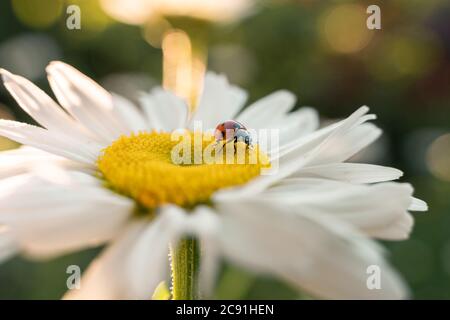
[
  {"left": 12, "top": 0, "right": 63, "bottom": 29},
  {"left": 319, "top": 4, "right": 373, "bottom": 54},
  {"left": 427, "top": 133, "right": 450, "bottom": 182},
  {"left": 100, "top": 0, "right": 152, "bottom": 25},
  {"left": 67, "top": 0, "right": 113, "bottom": 32},
  {"left": 143, "top": 17, "right": 171, "bottom": 48}
]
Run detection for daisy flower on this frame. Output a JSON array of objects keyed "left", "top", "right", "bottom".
[
  {"left": 100, "top": 0, "right": 256, "bottom": 25},
  {"left": 0, "top": 61, "right": 426, "bottom": 300}
]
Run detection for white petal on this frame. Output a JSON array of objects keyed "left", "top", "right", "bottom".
[
  {"left": 236, "top": 90, "right": 296, "bottom": 129},
  {"left": 0, "top": 69, "right": 100, "bottom": 144},
  {"left": 0, "top": 120, "right": 101, "bottom": 165},
  {"left": 188, "top": 206, "right": 221, "bottom": 298},
  {"left": 0, "top": 172, "right": 133, "bottom": 258},
  {"left": 274, "top": 117, "right": 343, "bottom": 158},
  {"left": 277, "top": 107, "right": 319, "bottom": 145},
  {"left": 292, "top": 163, "right": 403, "bottom": 184},
  {"left": 46, "top": 61, "right": 129, "bottom": 143},
  {"left": 364, "top": 213, "right": 414, "bottom": 240},
  {"left": 125, "top": 205, "right": 221, "bottom": 299},
  {"left": 125, "top": 205, "right": 194, "bottom": 299},
  {"left": 67, "top": 205, "right": 198, "bottom": 300},
  {"left": 0, "top": 146, "right": 92, "bottom": 179},
  {"left": 215, "top": 198, "right": 408, "bottom": 299},
  {"left": 64, "top": 221, "right": 148, "bottom": 300},
  {"left": 228, "top": 86, "right": 248, "bottom": 118},
  {"left": 112, "top": 94, "right": 150, "bottom": 133},
  {"left": 190, "top": 72, "right": 248, "bottom": 129},
  {"left": 278, "top": 113, "right": 378, "bottom": 168},
  {"left": 223, "top": 106, "right": 376, "bottom": 195},
  {"left": 409, "top": 197, "right": 428, "bottom": 212},
  {"left": 127, "top": 205, "right": 221, "bottom": 299},
  {"left": 261, "top": 178, "right": 415, "bottom": 239},
  {"left": 309, "top": 122, "right": 381, "bottom": 166},
  {"left": 140, "top": 87, "right": 188, "bottom": 131},
  {"left": 254, "top": 107, "right": 319, "bottom": 152},
  {"left": 274, "top": 107, "right": 374, "bottom": 161}
]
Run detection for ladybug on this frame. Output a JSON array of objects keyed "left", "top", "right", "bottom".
[{"left": 214, "top": 120, "right": 253, "bottom": 149}]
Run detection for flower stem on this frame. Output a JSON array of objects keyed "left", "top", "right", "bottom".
[
  {"left": 161, "top": 20, "right": 208, "bottom": 301},
  {"left": 170, "top": 237, "right": 200, "bottom": 300}
]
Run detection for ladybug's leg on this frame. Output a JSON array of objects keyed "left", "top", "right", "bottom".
[
  {"left": 218, "top": 137, "right": 235, "bottom": 152},
  {"left": 245, "top": 136, "right": 254, "bottom": 150}
]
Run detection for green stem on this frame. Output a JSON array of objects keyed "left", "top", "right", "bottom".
[{"left": 170, "top": 237, "right": 200, "bottom": 300}]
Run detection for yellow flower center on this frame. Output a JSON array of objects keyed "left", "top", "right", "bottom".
[{"left": 98, "top": 131, "right": 270, "bottom": 210}]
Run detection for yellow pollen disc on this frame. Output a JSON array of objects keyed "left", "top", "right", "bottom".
[{"left": 98, "top": 131, "right": 270, "bottom": 210}]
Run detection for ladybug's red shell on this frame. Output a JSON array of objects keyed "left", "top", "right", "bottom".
[{"left": 214, "top": 120, "right": 246, "bottom": 141}]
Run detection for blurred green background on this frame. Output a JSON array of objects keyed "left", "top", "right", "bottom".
[{"left": 0, "top": 0, "right": 449, "bottom": 299}]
